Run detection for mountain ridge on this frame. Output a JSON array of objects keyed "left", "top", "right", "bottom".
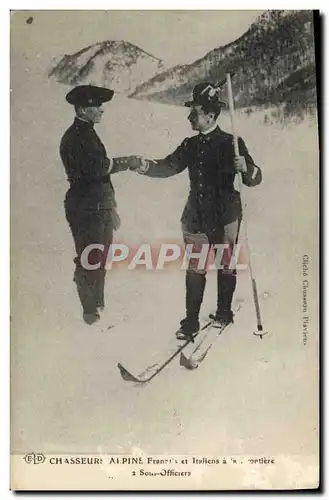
[
  {"left": 130, "top": 10, "right": 316, "bottom": 121},
  {"left": 49, "top": 10, "right": 317, "bottom": 120},
  {"left": 49, "top": 40, "right": 164, "bottom": 93}
]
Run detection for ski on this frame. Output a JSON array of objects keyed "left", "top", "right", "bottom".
[
  {"left": 117, "top": 318, "right": 216, "bottom": 384},
  {"left": 180, "top": 303, "right": 241, "bottom": 370}
]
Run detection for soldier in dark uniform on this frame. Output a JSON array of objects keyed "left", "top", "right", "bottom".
[
  {"left": 129, "top": 82, "right": 262, "bottom": 338},
  {"left": 60, "top": 85, "right": 140, "bottom": 325}
]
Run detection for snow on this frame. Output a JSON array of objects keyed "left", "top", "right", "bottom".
[{"left": 10, "top": 50, "right": 319, "bottom": 489}]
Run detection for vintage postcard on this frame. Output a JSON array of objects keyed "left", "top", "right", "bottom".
[{"left": 10, "top": 9, "right": 320, "bottom": 490}]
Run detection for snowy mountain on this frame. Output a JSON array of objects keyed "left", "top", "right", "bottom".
[
  {"left": 48, "top": 11, "right": 317, "bottom": 120},
  {"left": 48, "top": 40, "right": 164, "bottom": 93},
  {"left": 130, "top": 10, "right": 316, "bottom": 119}
]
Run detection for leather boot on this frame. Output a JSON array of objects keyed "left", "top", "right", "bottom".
[
  {"left": 73, "top": 265, "right": 98, "bottom": 318},
  {"left": 214, "top": 270, "right": 236, "bottom": 323},
  {"left": 176, "top": 272, "right": 206, "bottom": 339}
]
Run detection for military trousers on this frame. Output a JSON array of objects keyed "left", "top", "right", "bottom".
[
  {"left": 181, "top": 218, "right": 242, "bottom": 320},
  {"left": 65, "top": 206, "right": 114, "bottom": 314}
]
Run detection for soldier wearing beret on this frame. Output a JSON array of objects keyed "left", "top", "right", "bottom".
[
  {"left": 60, "top": 85, "right": 139, "bottom": 325},
  {"left": 130, "top": 82, "right": 262, "bottom": 339}
]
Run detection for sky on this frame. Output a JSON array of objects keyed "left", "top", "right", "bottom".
[{"left": 10, "top": 10, "right": 263, "bottom": 67}]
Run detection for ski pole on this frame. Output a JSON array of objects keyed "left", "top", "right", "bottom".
[{"left": 226, "top": 73, "right": 267, "bottom": 339}]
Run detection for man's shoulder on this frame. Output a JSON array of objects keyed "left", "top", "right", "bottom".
[
  {"left": 180, "top": 134, "right": 198, "bottom": 147},
  {"left": 209, "top": 128, "right": 238, "bottom": 143},
  {"left": 61, "top": 122, "right": 77, "bottom": 140},
  {"left": 213, "top": 129, "right": 247, "bottom": 147},
  {"left": 60, "top": 121, "right": 88, "bottom": 147},
  {"left": 217, "top": 128, "right": 233, "bottom": 139}
]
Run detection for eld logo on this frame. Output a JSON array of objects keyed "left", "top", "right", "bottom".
[{"left": 23, "top": 453, "right": 46, "bottom": 465}]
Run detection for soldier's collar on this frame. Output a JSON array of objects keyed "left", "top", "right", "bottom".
[
  {"left": 200, "top": 124, "right": 219, "bottom": 136},
  {"left": 74, "top": 116, "right": 94, "bottom": 128}
]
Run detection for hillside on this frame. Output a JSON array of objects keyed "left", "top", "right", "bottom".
[
  {"left": 48, "top": 40, "right": 164, "bottom": 93},
  {"left": 130, "top": 10, "right": 317, "bottom": 120}
]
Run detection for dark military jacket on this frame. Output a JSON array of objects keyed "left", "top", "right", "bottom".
[
  {"left": 60, "top": 118, "right": 128, "bottom": 211},
  {"left": 143, "top": 126, "right": 262, "bottom": 234}
]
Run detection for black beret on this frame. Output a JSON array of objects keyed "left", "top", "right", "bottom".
[
  {"left": 185, "top": 82, "right": 227, "bottom": 111},
  {"left": 65, "top": 85, "right": 114, "bottom": 107}
]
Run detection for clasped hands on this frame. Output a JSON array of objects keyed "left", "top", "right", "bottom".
[{"left": 124, "top": 155, "right": 150, "bottom": 173}]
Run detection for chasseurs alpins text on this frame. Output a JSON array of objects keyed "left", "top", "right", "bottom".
[
  {"left": 49, "top": 457, "right": 171, "bottom": 465},
  {"left": 55, "top": 457, "right": 175, "bottom": 465}
]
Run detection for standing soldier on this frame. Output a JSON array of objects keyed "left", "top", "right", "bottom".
[
  {"left": 60, "top": 85, "right": 139, "bottom": 325},
  {"left": 129, "top": 82, "right": 262, "bottom": 339}
]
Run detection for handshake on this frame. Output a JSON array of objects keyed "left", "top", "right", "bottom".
[
  {"left": 124, "top": 155, "right": 150, "bottom": 174},
  {"left": 112, "top": 155, "right": 151, "bottom": 174}
]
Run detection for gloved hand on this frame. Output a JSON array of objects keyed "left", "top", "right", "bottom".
[
  {"left": 111, "top": 156, "right": 150, "bottom": 174},
  {"left": 129, "top": 157, "right": 150, "bottom": 174},
  {"left": 124, "top": 155, "right": 144, "bottom": 171},
  {"left": 233, "top": 155, "right": 247, "bottom": 173}
]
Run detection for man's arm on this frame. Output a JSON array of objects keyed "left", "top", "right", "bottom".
[
  {"left": 63, "top": 138, "right": 141, "bottom": 180},
  {"left": 236, "top": 137, "right": 262, "bottom": 187},
  {"left": 129, "top": 139, "right": 190, "bottom": 178}
]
